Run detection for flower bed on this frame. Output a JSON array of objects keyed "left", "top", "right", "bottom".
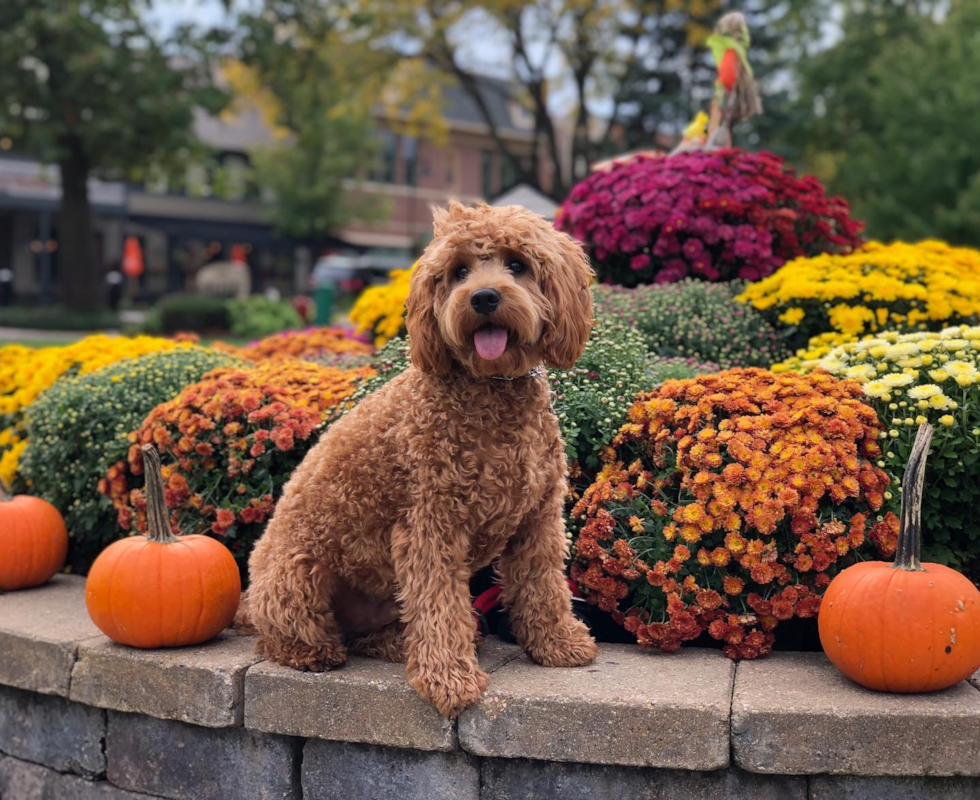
[
  {"left": 595, "top": 280, "right": 787, "bottom": 369},
  {"left": 556, "top": 149, "right": 862, "bottom": 287},
  {"left": 777, "top": 326, "right": 980, "bottom": 574},
  {"left": 739, "top": 240, "right": 980, "bottom": 350},
  {"left": 223, "top": 326, "right": 374, "bottom": 363},
  {"left": 0, "top": 335, "right": 188, "bottom": 485},
  {"left": 104, "top": 359, "right": 373, "bottom": 570},
  {"left": 570, "top": 369, "right": 897, "bottom": 658},
  {"left": 18, "top": 347, "right": 237, "bottom": 572},
  {"left": 349, "top": 266, "right": 413, "bottom": 346}
]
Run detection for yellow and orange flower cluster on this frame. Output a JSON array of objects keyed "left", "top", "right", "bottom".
[
  {"left": 739, "top": 240, "right": 980, "bottom": 349},
  {"left": 571, "top": 368, "right": 898, "bottom": 659},
  {"left": 0, "top": 335, "right": 187, "bottom": 484},
  {"left": 349, "top": 265, "right": 414, "bottom": 346},
  {"left": 217, "top": 326, "right": 375, "bottom": 363},
  {"left": 101, "top": 359, "right": 373, "bottom": 563}
]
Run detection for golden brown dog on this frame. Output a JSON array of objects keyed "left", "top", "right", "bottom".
[{"left": 244, "top": 201, "right": 598, "bottom": 717}]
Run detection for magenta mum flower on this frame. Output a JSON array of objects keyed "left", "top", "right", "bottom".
[{"left": 556, "top": 148, "right": 864, "bottom": 287}]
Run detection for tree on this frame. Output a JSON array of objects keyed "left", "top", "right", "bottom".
[
  {"left": 0, "top": 1, "right": 225, "bottom": 310},
  {"left": 791, "top": 0, "right": 979, "bottom": 244},
  {"left": 228, "top": 2, "right": 398, "bottom": 242}
]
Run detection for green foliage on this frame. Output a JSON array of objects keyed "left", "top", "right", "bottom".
[
  {"left": 646, "top": 356, "right": 719, "bottom": 386},
  {"left": 549, "top": 317, "right": 650, "bottom": 475},
  {"left": 594, "top": 281, "right": 788, "bottom": 369},
  {"left": 144, "top": 294, "right": 230, "bottom": 335},
  {"left": 19, "top": 346, "right": 237, "bottom": 572},
  {"left": 791, "top": 0, "right": 980, "bottom": 246},
  {"left": 227, "top": 296, "right": 304, "bottom": 340}
]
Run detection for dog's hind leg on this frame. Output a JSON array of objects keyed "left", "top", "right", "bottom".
[
  {"left": 247, "top": 533, "right": 348, "bottom": 672},
  {"left": 348, "top": 621, "right": 407, "bottom": 662}
]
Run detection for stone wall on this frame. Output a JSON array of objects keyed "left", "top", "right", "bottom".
[{"left": 1, "top": 576, "right": 979, "bottom": 799}]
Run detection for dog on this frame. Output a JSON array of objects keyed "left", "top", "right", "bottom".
[{"left": 243, "top": 201, "right": 598, "bottom": 717}]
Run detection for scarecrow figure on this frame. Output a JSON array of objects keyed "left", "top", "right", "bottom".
[{"left": 705, "top": 11, "right": 762, "bottom": 147}]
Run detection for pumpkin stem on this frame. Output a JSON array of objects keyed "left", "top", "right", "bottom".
[
  {"left": 141, "top": 445, "right": 179, "bottom": 545},
  {"left": 892, "top": 422, "right": 932, "bottom": 572}
]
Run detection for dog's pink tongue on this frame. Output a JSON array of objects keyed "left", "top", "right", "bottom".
[{"left": 473, "top": 326, "right": 508, "bottom": 361}]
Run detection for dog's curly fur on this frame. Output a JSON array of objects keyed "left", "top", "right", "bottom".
[{"left": 243, "top": 202, "right": 598, "bottom": 717}]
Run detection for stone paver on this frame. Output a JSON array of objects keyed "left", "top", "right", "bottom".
[
  {"left": 303, "top": 739, "right": 478, "bottom": 800},
  {"left": 0, "top": 684, "right": 105, "bottom": 778},
  {"left": 480, "top": 760, "right": 806, "bottom": 800},
  {"left": 0, "top": 575, "right": 102, "bottom": 696},
  {"left": 0, "top": 755, "right": 155, "bottom": 799},
  {"left": 459, "top": 645, "right": 734, "bottom": 770},
  {"left": 245, "top": 637, "right": 521, "bottom": 752},
  {"left": 71, "top": 631, "right": 263, "bottom": 727},
  {"left": 106, "top": 710, "right": 300, "bottom": 800},
  {"left": 809, "top": 774, "right": 980, "bottom": 799},
  {"left": 732, "top": 652, "right": 980, "bottom": 776}
]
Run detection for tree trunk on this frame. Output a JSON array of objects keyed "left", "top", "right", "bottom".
[{"left": 58, "top": 137, "right": 103, "bottom": 312}]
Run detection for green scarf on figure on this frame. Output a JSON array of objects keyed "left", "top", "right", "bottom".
[{"left": 706, "top": 30, "right": 753, "bottom": 98}]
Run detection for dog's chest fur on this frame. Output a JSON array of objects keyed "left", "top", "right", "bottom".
[{"left": 402, "top": 369, "right": 563, "bottom": 566}]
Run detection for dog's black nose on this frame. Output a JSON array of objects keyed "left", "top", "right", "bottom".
[{"left": 470, "top": 288, "right": 501, "bottom": 315}]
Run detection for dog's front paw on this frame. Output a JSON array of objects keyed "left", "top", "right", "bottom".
[
  {"left": 525, "top": 620, "right": 598, "bottom": 668},
  {"left": 258, "top": 638, "right": 348, "bottom": 672},
  {"left": 408, "top": 661, "right": 489, "bottom": 717}
]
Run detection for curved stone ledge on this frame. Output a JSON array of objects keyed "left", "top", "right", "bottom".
[{"left": 3, "top": 576, "right": 980, "bottom": 799}]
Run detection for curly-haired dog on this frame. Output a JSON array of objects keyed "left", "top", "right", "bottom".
[{"left": 244, "top": 201, "right": 598, "bottom": 716}]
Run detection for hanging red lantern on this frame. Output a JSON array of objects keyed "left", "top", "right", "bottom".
[{"left": 121, "top": 236, "right": 144, "bottom": 278}]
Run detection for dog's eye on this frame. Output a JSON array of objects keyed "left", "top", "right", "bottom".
[
  {"left": 454, "top": 265, "right": 469, "bottom": 281},
  {"left": 508, "top": 259, "right": 527, "bottom": 275}
]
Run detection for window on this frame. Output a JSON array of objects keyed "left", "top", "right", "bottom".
[
  {"left": 481, "top": 150, "right": 496, "bottom": 198},
  {"left": 501, "top": 155, "right": 517, "bottom": 191},
  {"left": 370, "top": 130, "right": 398, "bottom": 184},
  {"left": 402, "top": 136, "right": 418, "bottom": 187}
]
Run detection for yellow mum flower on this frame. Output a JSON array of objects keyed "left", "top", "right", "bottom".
[
  {"left": 939, "top": 415, "right": 956, "bottom": 427},
  {"left": 882, "top": 373, "right": 914, "bottom": 387},
  {"left": 907, "top": 384, "right": 942, "bottom": 400}
]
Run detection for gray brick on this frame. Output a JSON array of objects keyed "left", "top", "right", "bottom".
[
  {"left": 0, "top": 684, "right": 105, "bottom": 778},
  {"left": 106, "top": 711, "right": 300, "bottom": 800},
  {"left": 0, "top": 755, "right": 154, "bottom": 799},
  {"left": 480, "top": 760, "right": 807, "bottom": 800},
  {"left": 0, "top": 575, "right": 102, "bottom": 696},
  {"left": 71, "top": 632, "right": 262, "bottom": 727},
  {"left": 732, "top": 652, "right": 980, "bottom": 776},
  {"left": 302, "top": 739, "right": 478, "bottom": 800},
  {"left": 809, "top": 774, "right": 980, "bottom": 799},
  {"left": 245, "top": 636, "right": 521, "bottom": 751},
  {"left": 460, "top": 645, "right": 734, "bottom": 769}
]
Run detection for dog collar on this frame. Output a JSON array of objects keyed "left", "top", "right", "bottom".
[{"left": 490, "top": 366, "right": 547, "bottom": 382}]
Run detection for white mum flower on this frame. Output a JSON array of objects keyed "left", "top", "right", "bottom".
[
  {"left": 882, "top": 373, "right": 914, "bottom": 387},
  {"left": 907, "top": 384, "right": 942, "bottom": 400},
  {"left": 864, "top": 380, "right": 890, "bottom": 398},
  {"left": 945, "top": 360, "right": 978, "bottom": 378},
  {"left": 844, "top": 365, "right": 876, "bottom": 382}
]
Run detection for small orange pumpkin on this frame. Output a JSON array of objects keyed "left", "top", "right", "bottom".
[
  {"left": 0, "top": 481, "right": 68, "bottom": 591},
  {"left": 819, "top": 423, "right": 980, "bottom": 692},
  {"left": 85, "top": 445, "right": 240, "bottom": 648}
]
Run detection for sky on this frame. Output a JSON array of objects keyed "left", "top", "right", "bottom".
[{"left": 147, "top": 0, "right": 243, "bottom": 34}]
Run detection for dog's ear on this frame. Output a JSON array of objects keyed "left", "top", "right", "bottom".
[
  {"left": 405, "top": 261, "right": 453, "bottom": 374},
  {"left": 540, "top": 232, "right": 594, "bottom": 369}
]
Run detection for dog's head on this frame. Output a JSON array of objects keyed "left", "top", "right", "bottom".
[{"left": 405, "top": 202, "right": 593, "bottom": 378}]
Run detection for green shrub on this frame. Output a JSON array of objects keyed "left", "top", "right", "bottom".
[
  {"left": 594, "top": 280, "right": 788, "bottom": 369},
  {"left": 228, "top": 295, "right": 304, "bottom": 340},
  {"left": 646, "top": 355, "right": 720, "bottom": 386},
  {"left": 19, "top": 346, "right": 238, "bottom": 572},
  {"left": 145, "top": 294, "right": 230, "bottom": 335},
  {"left": 338, "top": 316, "right": 650, "bottom": 477}
]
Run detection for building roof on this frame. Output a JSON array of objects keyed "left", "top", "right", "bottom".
[{"left": 489, "top": 183, "right": 558, "bottom": 220}]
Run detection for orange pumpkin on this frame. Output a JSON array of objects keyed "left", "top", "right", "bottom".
[
  {"left": 819, "top": 423, "right": 980, "bottom": 692},
  {"left": 0, "top": 482, "right": 68, "bottom": 591},
  {"left": 85, "top": 445, "right": 240, "bottom": 648}
]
